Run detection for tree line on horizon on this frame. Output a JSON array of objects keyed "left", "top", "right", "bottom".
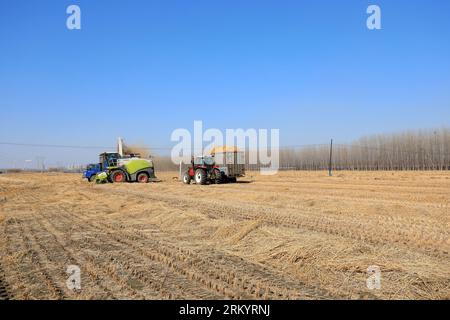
[{"left": 270, "top": 127, "right": 450, "bottom": 171}]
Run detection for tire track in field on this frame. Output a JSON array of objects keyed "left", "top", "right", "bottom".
[
  {"left": 0, "top": 218, "right": 12, "bottom": 300},
  {"left": 4, "top": 187, "right": 131, "bottom": 299},
  {"left": 55, "top": 201, "right": 331, "bottom": 299},
  {"left": 39, "top": 207, "right": 219, "bottom": 299},
  {"left": 2, "top": 217, "right": 38, "bottom": 299},
  {"left": 2, "top": 215, "right": 63, "bottom": 299},
  {"left": 24, "top": 193, "right": 132, "bottom": 299},
  {"left": 81, "top": 186, "right": 448, "bottom": 246},
  {"left": 16, "top": 217, "right": 66, "bottom": 299},
  {"left": 0, "top": 266, "right": 10, "bottom": 300},
  {"left": 17, "top": 193, "right": 123, "bottom": 299},
  {"left": 194, "top": 180, "right": 450, "bottom": 206},
  {"left": 54, "top": 206, "right": 255, "bottom": 299},
  {"left": 175, "top": 185, "right": 448, "bottom": 235},
  {"left": 31, "top": 217, "right": 123, "bottom": 299},
  {"left": 108, "top": 188, "right": 450, "bottom": 258},
  {"left": 40, "top": 201, "right": 241, "bottom": 299}
]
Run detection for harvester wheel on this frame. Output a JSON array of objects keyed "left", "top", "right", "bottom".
[
  {"left": 137, "top": 172, "right": 149, "bottom": 183},
  {"left": 111, "top": 170, "right": 126, "bottom": 183},
  {"left": 182, "top": 172, "right": 191, "bottom": 184},
  {"left": 194, "top": 169, "right": 207, "bottom": 185},
  {"left": 214, "top": 169, "right": 223, "bottom": 184}
]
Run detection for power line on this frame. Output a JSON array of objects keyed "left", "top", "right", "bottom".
[
  {"left": 0, "top": 141, "right": 172, "bottom": 151},
  {"left": 0, "top": 142, "right": 112, "bottom": 149},
  {"left": 0, "top": 141, "right": 330, "bottom": 151}
]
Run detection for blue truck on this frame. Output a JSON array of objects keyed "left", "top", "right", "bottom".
[{"left": 82, "top": 163, "right": 102, "bottom": 182}]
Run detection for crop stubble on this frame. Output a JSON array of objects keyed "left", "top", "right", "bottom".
[{"left": 0, "top": 171, "right": 449, "bottom": 299}]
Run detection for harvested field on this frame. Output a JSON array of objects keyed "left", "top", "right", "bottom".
[{"left": 0, "top": 171, "right": 449, "bottom": 300}]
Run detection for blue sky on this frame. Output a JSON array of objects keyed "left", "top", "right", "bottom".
[{"left": 1, "top": 0, "right": 450, "bottom": 168}]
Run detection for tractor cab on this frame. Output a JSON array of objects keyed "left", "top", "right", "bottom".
[
  {"left": 193, "top": 156, "right": 215, "bottom": 166},
  {"left": 83, "top": 163, "right": 102, "bottom": 182},
  {"left": 86, "top": 164, "right": 98, "bottom": 170}
]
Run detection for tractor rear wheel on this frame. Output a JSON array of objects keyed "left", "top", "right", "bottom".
[
  {"left": 182, "top": 172, "right": 191, "bottom": 184},
  {"left": 137, "top": 172, "right": 149, "bottom": 183},
  {"left": 214, "top": 169, "right": 223, "bottom": 184},
  {"left": 194, "top": 169, "right": 207, "bottom": 185},
  {"left": 111, "top": 170, "right": 126, "bottom": 183}
]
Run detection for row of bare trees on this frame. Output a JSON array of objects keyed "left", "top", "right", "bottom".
[{"left": 275, "top": 128, "right": 450, "bottom": 171}]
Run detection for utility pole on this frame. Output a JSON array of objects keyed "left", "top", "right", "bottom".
[
  {"left": 328, "top": 139, "right": 333, "bottom": 177},
  {"left": 434, "top": 131, "right": 441, "bottom": 170},
  {"left": 24, "top": 159, "right": 32, "bottom": 171},
  {"left": 36, "top": 156, "right": 45, "bottom": 173}
]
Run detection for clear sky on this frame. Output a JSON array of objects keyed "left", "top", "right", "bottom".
[{"left": 1, "top": 0, "right": 450, "bottom": 168}]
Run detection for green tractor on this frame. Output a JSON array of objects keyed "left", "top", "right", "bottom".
[{"left": 96, "top": 152, "right": 157, "bottom": 183}]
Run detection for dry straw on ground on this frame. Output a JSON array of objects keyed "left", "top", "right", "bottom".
[{"left": 0, "top": 171, "right": 449, "bottom": 299}]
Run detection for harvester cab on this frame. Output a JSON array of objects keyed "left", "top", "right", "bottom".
[{"left": 99, "top": 152, "right": 120, "bottom": 169}]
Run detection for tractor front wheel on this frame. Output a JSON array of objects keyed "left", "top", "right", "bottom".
[
  {"left": 137, "top": 172, "right": 149, "bottom": 183},
  {"left": 88, "top": 175, "right": 96, "bottom": 182},
  {"left": 194, "top": 169, "right": 207, "bottom": 185},
  {"left": 182, "top": 172, "right": 191, "bottom": 184},
  {"left": 111, "top": 170, "right": 126, "bottom": 183}
]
